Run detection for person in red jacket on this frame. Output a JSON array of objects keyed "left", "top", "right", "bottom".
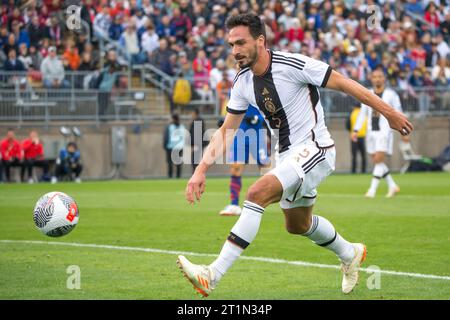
[
  {"left": 21, "top": 130, "right": 49, "bottom": 183},
  {"left": 0, "top": 129, "right": 23, "bottom": 182}
]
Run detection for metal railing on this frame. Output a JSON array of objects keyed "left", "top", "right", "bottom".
[
  {"left": 0, "top": 87, "right": 165, "bottom": 125},
  {"left": 0, "top": 69, "right": 449, "bottom": 124}
]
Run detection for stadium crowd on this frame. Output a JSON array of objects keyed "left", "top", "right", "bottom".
[{"left": 0, "top": 0, "right": 449, "bottom": 98}]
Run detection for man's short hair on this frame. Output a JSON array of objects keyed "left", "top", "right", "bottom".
[
  {"left": 67, "top": 142, "right": 77, "bottom": 150},
  {"left": 225, "top": 13, "right": 266, "bottom": 40}
]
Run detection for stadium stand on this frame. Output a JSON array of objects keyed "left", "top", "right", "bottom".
[
  {"left": 0, "top": 1, "right": 449, "bottom": 180},
  {"left": 0, "top": 0, "right": 448, "bottom": 123}
]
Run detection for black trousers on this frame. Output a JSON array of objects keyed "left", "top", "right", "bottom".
[
  {"left": 351, "top": 137, "right": 366, "bottom": 174},
  {"left": 1, "top": 159, "right": 23, "bottom": 182},
  {"left": 98, "top": 91, "right": 111, "bottom": 118},
  {"left": 166, "top": 149, "right": 183, "bottom": 178},
  {"left": 55, "top": 163, "right": 83, "bottom": 180},
  {"left": 21, "top": 159, "right": 49, "bottom": 181}
]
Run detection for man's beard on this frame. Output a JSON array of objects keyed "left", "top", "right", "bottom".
[{"left": 237, "top": 46, "right": 258, "bottom": 69}]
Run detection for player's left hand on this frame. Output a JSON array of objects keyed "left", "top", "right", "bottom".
[
  {"left": 185, "top": 171, "right": 206, "bottom": 204},
  {"left": 385, "top": 109, "right": 414, "bottom": 136}
]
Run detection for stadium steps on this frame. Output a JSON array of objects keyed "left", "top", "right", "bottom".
[{"left": 128, "top": 75, "right": 170, "bottom": 116}]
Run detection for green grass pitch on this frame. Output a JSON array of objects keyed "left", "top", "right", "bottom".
[{"left": 0, "top": 172, "right": 449, "bottom": 299}]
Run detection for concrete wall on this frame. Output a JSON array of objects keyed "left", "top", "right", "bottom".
[{"left": 3, "top": 116, "right": 449, "bottom": 179}]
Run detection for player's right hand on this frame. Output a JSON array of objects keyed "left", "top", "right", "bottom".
[
  {"left": 185, "top": 171, "right": 206, "bottom": 204},
  {"left": 351, "top": 132, "right": 358, "bottom": 142},
  {"left": 386, "top": 109, "right": 414, "bottom": 136}
]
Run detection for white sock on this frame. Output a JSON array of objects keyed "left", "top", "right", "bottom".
[
  {"left": 369, "top": 163, "right": 384, "bottom": 192},
  {"left": 302, "top": 215, "right": 355, "bottom": 264},
  {"left": 210, "top": 200, "right": 264, "bottom": 281},
  {"left": 379, "top": 163, "right": 397, "bottom": 189}
]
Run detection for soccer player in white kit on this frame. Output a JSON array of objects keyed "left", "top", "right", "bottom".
[
  {"left": 177, "top": 14, "right": 413, "bottom": 296},
  {"left": 352, "top": 68, "right": 402, "bottom": 198}
]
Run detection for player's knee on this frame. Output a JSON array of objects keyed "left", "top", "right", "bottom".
[
  {"left": 246, "top": 184, "right": 265, "bottom": 205},
  {"left": 285, "top": 219, "right": 311, "bottom": 235},
  {"left": 246, "top": 184, "right": 277, "bottom": 208}
]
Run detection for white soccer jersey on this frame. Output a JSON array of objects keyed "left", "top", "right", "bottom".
[
  {"left": 227, "top": 50, "right": 334, "bottom": 154},
  {"left": 354, "top": 87, "right": 402, "bottom": 135}
]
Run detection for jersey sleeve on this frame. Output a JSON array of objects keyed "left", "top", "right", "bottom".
[
  {"left": 290, "top": 53, "right": 332, "bottom": 88},
  {"left": 226, "top": 77, "right": 249, "bottom": 115},
  {"left": 390, "top": 90, "right": 402, "bottom": 113},
  {"left": 354, "top": 104, "right": 369, "bottom": 132}
]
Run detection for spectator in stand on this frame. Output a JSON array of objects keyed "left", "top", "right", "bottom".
[
  {"left": 424, "top": 2, "right": 441, "bottom": 31},
  {"left": 48, "top": 14, "right": 62, "bottom": 47},
  {"left": 8, "top": 8, "right": 25, "bottom": 29},
  {"left": 156, "top": 15, "right": 174, "bottom": 39},
  {"left": 3, "top": 33, "right": 18, "bottom": 57},
  {"left": 75, "top": 51, "right": 94, "bottom": 89},
  {"left": 3, "top": 48, "right": 26, "bottom": 72},
  {"left": 104, "top": 49, "right": 122, "bottom": 70},
  {"left": 209, "top": 58, "right": 226, "bottom": 91},
  {"left": 435, "top": 33, "right": 450, "bottom": 59},
  {"left": 27, "top": 15, "right": 48, "bottom": 48},
  {"left": 52, "top": 142, "right": 83, "bottom": 184},
  {"left": 28, "top": 45, "right": 43, "bottom": 73},
  {"left": 39, "top": 37, "right": 50, "bottom": 58},
  {"left": 17, "top": 43, "right": 32, "bottom": 70},
  {"left": 432, "top": 55, "right": 450, "bottom": 83},
  {"left": 405, "top": 0, "right": 424, "bottom": 16},
  {"left": 109, "top": 0, "right": 130, "bottom": 19},
  {"left": 40, "top": 46, "right": 69, "bottom": 89},
  {"left": 175, "top": 51, "right": 193, "bottom": 79},
  {"left": 427, "top": 39, "right": 441, "bottom": 67},
  {"left": 0, "top": 129, "right": 22, "bottom": 183},
  {"left": 94, "top": 4, "right": 111, "bottom": 38},
  {"left": 170, "top": 7, "right": 192, "bottom": 43},
  {"left": 11, "top": 20, "right": 29, "bottom": 48},
  {"left": 63, "top": 38, "right": 81, "bottom": 71},
  {"left": 441, "top": 11, "right": 450, "bottom": 41},
  {"left": 409, "top": 67, "right": 425, "bottom": 87},
  {"left": 119, "top": 20, "right": 142, "bottom": 65},
  {"left": 108, "top": 14, "right": 124, "bottom": 41},
  {"left": 192, "top": 49, "right": 212, "bottom": 100},
  {"left": 216, "top": 69, "right": 232, "bottom": 116},
  {"left": 21, "top": 130, "right": 49, "bottom": 183},
  {"left": 141, "top": 20, "right": 159, "bottom": 61},
  {"left": 149, "top": 38, "right": 173, "bottom": 70}
]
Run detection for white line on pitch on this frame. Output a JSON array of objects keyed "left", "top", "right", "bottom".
[{"left": 1, "top": 240, "right": 450, "bottom": 281}]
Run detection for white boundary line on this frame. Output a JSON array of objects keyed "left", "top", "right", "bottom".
[{"left": 1, "top": 240, "right": 450, "bottom": 281}]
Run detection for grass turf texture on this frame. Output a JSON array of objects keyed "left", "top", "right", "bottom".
[{"left": 0, "top": 172, "right": 449, "bottom": 299}]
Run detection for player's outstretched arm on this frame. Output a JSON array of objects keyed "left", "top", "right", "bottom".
[
  {"left": 325, "top": 70, "right": 414, "bottom": 136},
  {"left": 185, "top": 112, "right": 245, "bottom": 204}
]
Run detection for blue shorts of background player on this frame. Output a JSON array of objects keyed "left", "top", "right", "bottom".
[{"left": 227, "top": 105, "right": 270, "bottom": 166}]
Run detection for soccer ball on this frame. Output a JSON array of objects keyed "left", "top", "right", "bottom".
[{"left": 33, "top": 192, "right": 79, "bottom": 237}]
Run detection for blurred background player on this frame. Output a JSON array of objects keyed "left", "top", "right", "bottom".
[
  {"left": 52, "top": 142, "right": 83, "bottom": 184},
  {"left": 21, "top": 130, "right": 49, "bottom": 183},
  {"left": 219, "top": 105, "right": 270, "bottom": 216},
  {"left": 0, "top": 129, "right": 22, "bottom": 183},
  {"left": 352, "top": 68, "right": 402, "bottom": 198},
  {"left": 346, "top": 101, "right": 367, "bottom": 174}
]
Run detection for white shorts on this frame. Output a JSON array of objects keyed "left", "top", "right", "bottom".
[
  {"left": 366, "top": 131, "right": 393, "bottom": 155},
  {"left": 269, "top": 142, "right": 336, "bottom": 209}
]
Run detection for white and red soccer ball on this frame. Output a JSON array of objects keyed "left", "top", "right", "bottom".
[{"left": 33, "top": 192, "right": 79, "bottom": 237}]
